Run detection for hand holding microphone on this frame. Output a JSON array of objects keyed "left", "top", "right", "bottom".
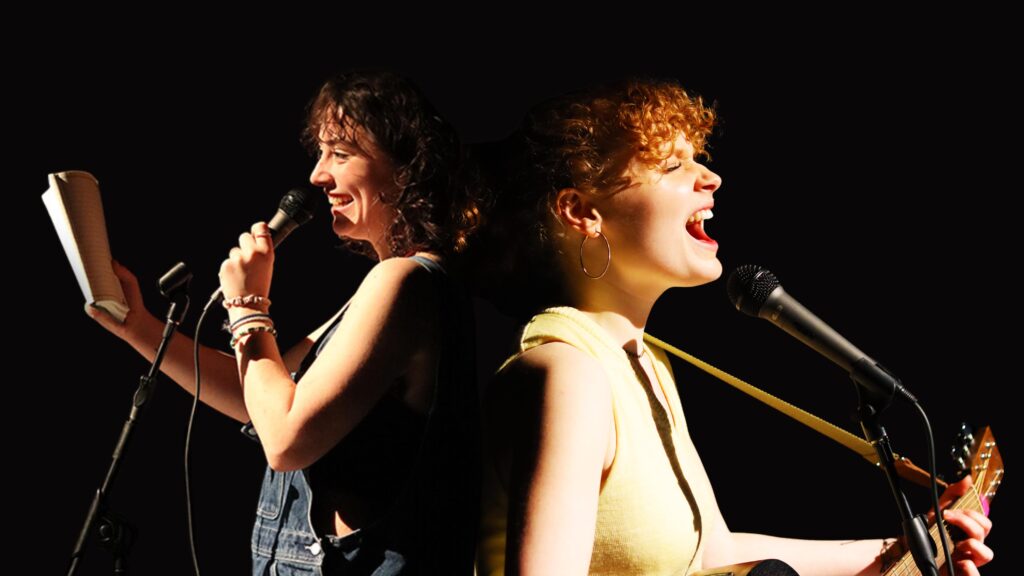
[
  {"left": 211, "top": 188, "right": 317, "bottom": 305},
  {"left": 219, "top": 221, "right": 277, "bottom": 306}
]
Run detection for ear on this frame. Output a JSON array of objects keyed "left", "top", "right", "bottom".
[{"left": 554, "top": 188, "right": 602, "bottom": 236}]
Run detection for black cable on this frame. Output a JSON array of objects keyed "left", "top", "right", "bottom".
[
  {"left": 914, "top": 401, "right": 955, "bottom": 573},
  {"left": 183, "top": 293, "right": 220, "bottom": 576}
]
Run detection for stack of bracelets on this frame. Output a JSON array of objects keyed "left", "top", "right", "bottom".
[{"left": 223, "top": 295, "right": 277, "bottom": 349}]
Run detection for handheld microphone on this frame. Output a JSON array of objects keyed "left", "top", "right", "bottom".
[
  {"left": 264, "top": 187, "right": 318, "bottom": 248},
  {"left": 210, "top": 188, "right": 318, "bottom": 302},
  {"left": 726, "top": 264, "right": 916, "bottom": 407}
]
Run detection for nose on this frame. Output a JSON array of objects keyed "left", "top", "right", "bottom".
[
  {"left": 697, "top": 163, "right": 722, "bottom": 194},
  {"left": 309, "top": 155, "right": 333, "bottom": 188}
]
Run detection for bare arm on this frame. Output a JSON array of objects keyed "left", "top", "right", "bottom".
[
  {"left": 486, "top": 343, "right": 612, "bottom": 576},
  {"left": 228, "top": 256, "right": 437, "bottom": 471},
  {"left": 87, "top": 260, "right": 249, "bottom": 422},
  {"left": 693, "top": 438, "right": 890, "bottom": 576},
  {"left": 700, "top": 469, "right": 993, "bottom": 575},
  {"left": 705, "top": 531, "right": 885, "bottom": 576}
]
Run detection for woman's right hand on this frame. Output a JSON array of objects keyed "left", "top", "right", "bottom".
[{"left": 85, "top": 260, "right": 162, "bottom": 350}]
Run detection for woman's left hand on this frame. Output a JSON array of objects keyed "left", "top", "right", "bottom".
[
  {"left": 219, "top": 221, "right": 275, "bottom": 303},
  {"left": 932, "top": 476, "right": 994, "bottom": 576}
]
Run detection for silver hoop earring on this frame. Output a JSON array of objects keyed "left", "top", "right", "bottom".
[{"left": 580, "top": 231, "right": 611, "bottom": 279}]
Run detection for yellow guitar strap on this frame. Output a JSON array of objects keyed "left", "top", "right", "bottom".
[{"left": 644, "top": 333, "right": 938, "bottom": 487}]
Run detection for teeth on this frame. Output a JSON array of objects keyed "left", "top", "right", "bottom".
[
  {"left": 328, "top": 195, "right": 352, "bottom": 207},
  {"left": 687, "top": 209, "right": 714, "bottom": 224}
]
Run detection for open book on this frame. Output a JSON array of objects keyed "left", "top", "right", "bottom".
[{"left": 42, "top": 170, "right": 129, "bottom": 323}]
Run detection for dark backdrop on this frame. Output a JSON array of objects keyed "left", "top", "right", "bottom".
[{"left": 17, "top": 22, "right": 1016, "bottom": 575}]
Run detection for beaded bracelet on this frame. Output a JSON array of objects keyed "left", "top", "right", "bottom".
[
  {"left": 230, "top": 324, "right": 278, "bottom": 349},
  {"left": 222, "top": 295, "right": 272, "bottom": 310}
]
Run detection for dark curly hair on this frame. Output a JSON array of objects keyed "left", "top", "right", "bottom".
[
  {"left": 303, "top": 71, "right": 480, "bottom": 259},
  {"left": 471, "top": 78, "right": 716, "bottom": 321}
]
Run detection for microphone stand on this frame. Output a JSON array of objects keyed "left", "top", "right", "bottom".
[
  {"left": 852, "top": 367, "right": 938, "bottom": 576},
  {"left": 68, "top": 264, "right": 192, "bottom": 576}
]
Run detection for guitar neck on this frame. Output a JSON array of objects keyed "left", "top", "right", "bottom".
[
  {"left": 883, "top": 486, "right": 983, "bottom": 576},
  {"left": 884, "top": 425, "right": 1002, "bottom": 576}
]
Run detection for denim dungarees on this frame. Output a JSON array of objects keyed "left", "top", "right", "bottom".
[{"left": 245, "top": 255, "right": 480, "bottom": 575}]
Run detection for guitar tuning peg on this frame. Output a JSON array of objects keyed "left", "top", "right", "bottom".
[
  {"left": 955, "top": 422, "right": 975, "bottom": 445},
  {"left": 960, "top": 444, "right": 973, "bottom": 461},
  {"left": 950, "top": 445, "right": 968, "bottom": 473}
]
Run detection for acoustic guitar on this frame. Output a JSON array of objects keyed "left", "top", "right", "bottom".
[
  {"left": 882, "top": 425, "right": 1002, "bottom": 576},
  {"left": 691, "top": 426, "right": 1002, "bottom": 576}
]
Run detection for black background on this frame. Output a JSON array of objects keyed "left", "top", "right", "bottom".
[{"left": 17, "top": 19, "right": 1016, "bottom": 575}]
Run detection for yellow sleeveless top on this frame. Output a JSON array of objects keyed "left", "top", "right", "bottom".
[{"left": 478, "top": 306, "right": 716, "bottom": 575}]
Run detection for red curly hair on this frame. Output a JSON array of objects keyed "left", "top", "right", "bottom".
[
  {"left": 525, "top": 78, "right": 716, "bottom": 202},
  {"left": 470, "top": 78, "right": 717, "bottom": 320}
]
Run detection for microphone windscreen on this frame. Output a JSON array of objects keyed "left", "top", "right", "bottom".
[
  {"left": 727, "top": 264, "right": 780, "bottom": 317},
  {"left": 277, "top": 187, "right": 317, "bottom": 226}
]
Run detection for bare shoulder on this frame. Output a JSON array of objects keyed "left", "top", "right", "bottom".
[
  {"left": 493, "top": 342, "right": 611, "bottom": 407},
  {"left": 487, "top": 341, "right": 614, "bottom": 491},
  {"left": 350, "top": 257, "right": 438, "bottom": 310},
  {"left": 362, "top": 256, "right": 436, "bottom": 290}
]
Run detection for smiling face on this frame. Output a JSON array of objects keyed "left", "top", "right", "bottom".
[
  {"left": 309, "top": 121, "right": 399, "bottom": 255},
  {"left": 593, "top": 133, "right": 723, "bottom": 290}
]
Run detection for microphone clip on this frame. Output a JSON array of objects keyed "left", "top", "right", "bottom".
[{"left": 850, "top": 358, "right": 917, "bottom": 412}]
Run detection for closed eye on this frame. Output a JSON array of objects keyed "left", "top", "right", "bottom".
[{"left": 665, "top": 157, "right": 696, "bottom": 173}]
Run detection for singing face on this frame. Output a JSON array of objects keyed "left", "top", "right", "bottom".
[
  {"left": 309, "top": 123, "right": 399, "bottom": 249},
  {"left": 596, "top": 133, "right": 723, "bottom": 290}
]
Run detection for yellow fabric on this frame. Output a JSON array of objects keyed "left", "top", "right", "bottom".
[{"left": 478, "top": 307, "right": 716, "bottom": 575}]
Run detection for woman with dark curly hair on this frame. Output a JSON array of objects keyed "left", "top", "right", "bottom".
[
  {"left": 475, "top": 78, "right": 993, "bottom": 575},
  {"left": 88, "top": 71, "right": 481, "bottom": 575}
]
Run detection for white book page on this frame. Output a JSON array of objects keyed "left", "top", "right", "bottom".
[{"left": 42, "top": 171, "right": 128, "bottom": 322}]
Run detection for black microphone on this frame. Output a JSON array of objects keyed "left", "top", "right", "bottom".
[
  {"left": 264, "top": 187, "right": 318, "bottom": 248},
  {"left": 726, "top": 264, "right": 916, "bottom": 407},
  {"left": 210, "top": 188, "right": 318, "bottom": 302}
]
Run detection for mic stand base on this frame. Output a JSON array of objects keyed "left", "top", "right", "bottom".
[{"left": 67, "top": 285, "right": 190, "bottom": 575}]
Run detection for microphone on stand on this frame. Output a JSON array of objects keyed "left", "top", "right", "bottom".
[{"left": 726, "top": 264, "right": 916, "bottom": 407}]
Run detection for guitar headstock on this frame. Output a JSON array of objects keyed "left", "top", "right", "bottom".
[{"left": 951, "top": 424, "right": 1003, "bottom": 513}]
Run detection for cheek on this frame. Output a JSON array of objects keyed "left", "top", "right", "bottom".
[
  {"left": 633, "top": 203, "right": 683, "bottom": 244},
  {"left": 364, "top": 196, "right": 397, "bottom": 226}
]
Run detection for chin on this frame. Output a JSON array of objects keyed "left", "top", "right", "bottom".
[
  {"left": 677, "top": 259, "right": 722, "bottom": 288},
  {"left": 332, "top": 219, "right": 361, "bottom": 240},
  {"left": 706, "top": 259, "right": 724, "bottom": 281}
]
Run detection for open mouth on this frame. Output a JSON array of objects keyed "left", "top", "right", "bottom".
[
  {"left": 328, "top": 193, "right": 355, "bottom": 208},
  {"left": 686, "top": 208, "right": 715, "bottom": 243}
]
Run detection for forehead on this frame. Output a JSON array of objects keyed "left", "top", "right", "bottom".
[
  {"left": 619, "top": 131, "right": 696, "bottom": 185},
  {"left": 317, "top": 116, "right": 360, "bottom": 145},
  {"left": 316, "top": 119, "right": 393, "bottom": 166},
  {"left": 666, "top": 132, "right": 696, "bottom": 156},
  {"left": 316, "top": 118, "right": 384, "bottom": 159}
]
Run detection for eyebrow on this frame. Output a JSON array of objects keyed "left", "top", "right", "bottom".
[
  {"left": 673, "top": 146, "right": 694, "bottom": 158},
  {"left": 319, "top": 138, "right": 358, "bottom": 150}
]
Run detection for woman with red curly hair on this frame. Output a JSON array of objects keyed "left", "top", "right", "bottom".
[{"left": 475, "top": 79, "right": 993, "bottom": 575}]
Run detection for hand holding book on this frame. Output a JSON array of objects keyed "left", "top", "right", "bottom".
[{"left": 42, "top": 170, "right": 129, "bottom": 323}]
